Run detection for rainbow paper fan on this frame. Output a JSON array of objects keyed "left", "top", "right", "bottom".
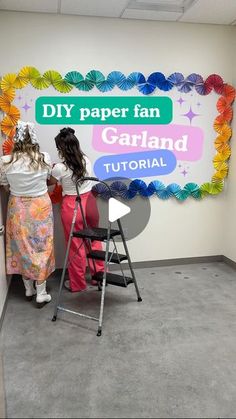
[
  {"left": 1, "top": 73, "right": 17, "bottom": 91},
  {"left": 2, "top": 138, "right": 14, "bottom": 155}
]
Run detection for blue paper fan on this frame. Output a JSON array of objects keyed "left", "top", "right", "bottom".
[
  {"left": 156, "top": 188, "right": 173, "bottom": 200},
  {"left": 75, "top": 79, "right": 94, "bottom": 91},
  {"left": 96, "top": 80, "right": 115, "bottom": 92},
  {"left": 107, "top": 71, "right": 126, "bottom": 88},
  {"left": 92, "top": 183, "right": 111, "bottom": 199},
  {"left": 147, "top": 72, "right": 172, "bottom": 91},
  {"left": 166, "top": 183, "right": 181, "bottom": 195},
  {"left": 167, "top": 72, "right": 184, "bottom": 86},
  {"left": 148, "top": 180, "right": 165, "bottom": 194},
  {"left": 110, "top": 181, "right": 128, "bottom": 199},
  {"left": 126, "top": 72, "right": 143, "bottom": 88},
  {"left": 184, "top": 183, "right": 201, "bottom": 199},
  {"left": 126, "top": 188, "right": 137, "bottom": 199},
  {"left": 137, "top": 83, "right": 156, "bottom": 95},
  {"left": 64, "top": 71, "right": 84, "bottom": 85}
]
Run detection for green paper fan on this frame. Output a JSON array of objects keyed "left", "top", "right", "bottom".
[
  {"left": 43, "top": 70, "right": 62, "bottom": 84},
  {"left": 184, "top": 183, "right": 202, "bottom": 199},
  {"left": 53, "top": 79, "right": 73, "bottom": 93},
  {"left": 200, "top": 181, "right": 224, "bottom": 196},
  {"left": 31, "top": 76, "right": 51, "bottom": 90}
]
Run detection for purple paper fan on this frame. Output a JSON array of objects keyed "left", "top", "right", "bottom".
[{"left": 167, "top": 72, "right": 184, "bottom": 86}]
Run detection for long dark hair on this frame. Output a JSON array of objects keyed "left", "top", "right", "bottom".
[
  {"left": 6, "top": 126, "right": 48, "bottom": 170},
  {"left": 54, "top": 127, "right": 86, "bottom": 182}
]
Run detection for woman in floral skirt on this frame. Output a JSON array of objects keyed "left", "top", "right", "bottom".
[{"left": 0, "top": 120, "right": 55, "bottom": 307}]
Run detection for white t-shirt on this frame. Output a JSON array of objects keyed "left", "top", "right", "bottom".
[
  {"left": 0, "top": 152, "right": 51, "bottom": 197},
  {"left": 51, "top": 156, "right": 93, "bottom": 196}
]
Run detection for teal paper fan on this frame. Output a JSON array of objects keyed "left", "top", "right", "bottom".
[{"left": 64, "top": 71, "right": 84, "bottom": 85}]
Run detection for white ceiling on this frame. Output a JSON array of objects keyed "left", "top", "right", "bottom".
[{"left": 0, "top": 0, "right": 236, "bottom": 25}]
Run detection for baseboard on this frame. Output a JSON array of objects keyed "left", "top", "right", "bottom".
[
  {"left": 108, "top": 255, "right": 224, "bottom": 271},
  {"left": 222, "top": 255, "right": 236, "bottom": 270}
]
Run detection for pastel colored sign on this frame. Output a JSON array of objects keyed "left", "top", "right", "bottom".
[
  {"left": 93, "top": 150, "right": 177, "bottom": 180},
  {"left": 92, "top": 124, "right": 204, "bottom": 161}
]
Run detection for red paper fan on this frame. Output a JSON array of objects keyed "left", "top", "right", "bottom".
[
  {"left": 49, "top": 183, "right": 63, "bottom": 204},
  {"left": 222, "top": 84, "right": 236, "bottom": 104},
  {"left": 221, "top": 106, "right": 233, "bottom": 122},
  {"left": 2, "top": 138, "right": 14, "bottom": 155},
  {"left": 205, "top": 74, "right": 224, "bottom": 94}
]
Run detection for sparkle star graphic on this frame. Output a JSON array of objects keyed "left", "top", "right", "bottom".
[
  {"left": 22, "top": 103, "right": 31, "bottom": 112},
  {"left": 181, "top": 169, "right": 188, "bottom": 177},
  {"left": 176, "top": 97, "right": 185, "bottom": 106},
  {"left": 182, "top": 106, "right": 200, "bottom": 124},
  {"left": 17, "top": 95, "right": 22, "bottom": 100}
]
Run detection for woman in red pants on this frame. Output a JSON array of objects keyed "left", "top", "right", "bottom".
[{"left": 50, "top": 127, "right": 104, "bottom": 292}]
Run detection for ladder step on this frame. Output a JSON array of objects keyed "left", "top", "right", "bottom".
[
  {"left": 73, "top": 227, "right": 121, "bottom": 241},
  {"left": 87, "top": 250, "right": 127, "bottom": 263},
  {"left": 93, "top": 272, "right": 133, "bottom": 287}
]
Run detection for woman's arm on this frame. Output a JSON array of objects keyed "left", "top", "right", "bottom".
[{"left": 47, "top": 175, "right": 58, "bottom": 186}]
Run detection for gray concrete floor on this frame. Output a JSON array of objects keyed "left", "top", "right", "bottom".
[{"left": 1, "top": 262, "right": 236, "bottom": 418}]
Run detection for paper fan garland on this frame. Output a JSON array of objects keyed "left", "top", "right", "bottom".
[{"left": 0, "top": 66, "right": 234, "bottom": 202}]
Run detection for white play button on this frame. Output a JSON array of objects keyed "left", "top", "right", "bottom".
[{"left": 108, "top": 198, "right": 131, "bottom": 222}]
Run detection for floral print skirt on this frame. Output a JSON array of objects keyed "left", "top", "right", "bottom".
[{"left": 6, "top": 193, "right": 55, "bottom": 281}]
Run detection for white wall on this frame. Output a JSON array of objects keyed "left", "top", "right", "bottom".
[
  {"left": 222, "top": 31, "right": 236, "bottom": 262},
  {"left": 0, "top": 11, "right": 235, "bottom": 268}
]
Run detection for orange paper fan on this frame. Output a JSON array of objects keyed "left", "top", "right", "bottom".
[
  {"left": 214, "top": 141, "right": 231, "bottom": 154},
  {"left": 8, "top": 105, "right": 20, "bottom": 124},
  {"left": 217, "top": 97, "right": 228, "bottom": 113},
  {"left": 213, "top": 119, "right": 225, "bottom": 133},
  {"left": 0, "top": 96, "right": 11, "bottom": 113},
  {"left": 2, "top": 138, "right": 14, "bottom": 155},
  {"left": 212, "top": 171, "right": 226, "bottom": 182},
  {"left": 222, "top": 84, "right": 236, "bottom": 104},
  {"left": 221, "top": 106, "right": 233, "bottom": 122},
  {"left": 1, "top": 116, "right": 16, "bottom": 136},
  {"left": 1, "top": 89, "right": 15, "bottom": 102}
]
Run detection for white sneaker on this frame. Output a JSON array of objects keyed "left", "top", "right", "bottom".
[
  {"left": 22, "top": 277, "right": 36, "bottom": 301},
  {"left": 36, "top": 281, "right": 51, "bottom": 308}
]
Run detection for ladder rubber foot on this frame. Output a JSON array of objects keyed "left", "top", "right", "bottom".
[
  {"left": 52, "top": 315, "right": 57, "bottom": 322},
  {"left": 138, "top": 297, "right": 142, "bottom": 302},
  {"left": 97, "top": 329, "right": 102, "bottom": 337}
]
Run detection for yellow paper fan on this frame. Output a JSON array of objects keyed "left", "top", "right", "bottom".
[
  {"left": 1, "top": 116, "right": 16, "bottom": 136},
  {"left": 213, "top": 161, "right": 228, "bottom": 176},
  {"left": 18, "top": 66, "right": 40, "bottom": 81},
  {"left": 212, "top": 171, "right": 226, "bottom": 182},
  {"left": 1, "top": 73, "right": 17, "bottom": 91},
  {"left": 13, "top": 76, "right": 29, "bottom": 89},
  {"left": 1, "top": 89, "right": 15, "bottom": 102},
  {"left": 214, "top": 141, "right": 231, "bottom": 154},
  {"left": 213, "top": 153, "right": 225, "bottom": 169}
]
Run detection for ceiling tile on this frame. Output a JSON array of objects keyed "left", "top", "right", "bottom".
[
  {"left": 122, "top": 8, "right": 182, "bottom": 21},
  {"left": 60, "top": 0, "right": 129, "bottom": 17},
  {"left": 0, "top": 0, "right": 59, "bottom": 13},
  {"left": 179, "top": 0, "right": 236, "bottom": 24}
]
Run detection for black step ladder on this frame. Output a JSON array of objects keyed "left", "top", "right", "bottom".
[{"left": 52, "top": 177, "right": 142, "bottom": 336}]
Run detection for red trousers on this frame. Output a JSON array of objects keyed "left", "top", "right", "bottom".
[{"left": 61, "top": 192, "right": 104, "bottom": 292}]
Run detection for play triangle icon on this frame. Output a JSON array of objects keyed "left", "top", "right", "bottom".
[{"left": 108, "top": 198, "right": 131, "bottom": 222}]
